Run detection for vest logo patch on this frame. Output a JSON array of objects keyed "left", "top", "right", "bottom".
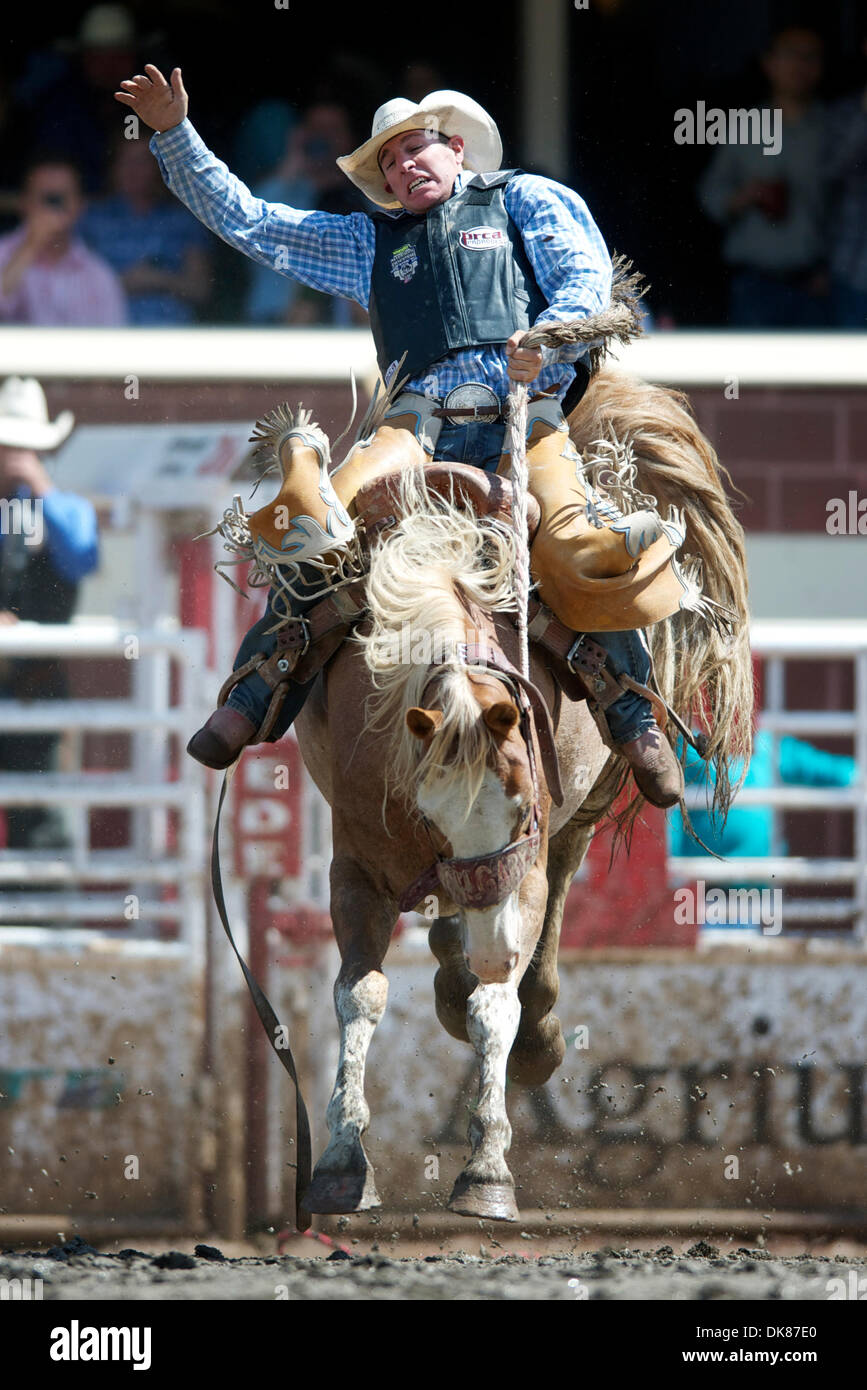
[
  {"left": 459, "top": 225, "right": 508, "bottom": 250},
  {"left": 389, "top": 243, "right": 419, "bottom": 283}
]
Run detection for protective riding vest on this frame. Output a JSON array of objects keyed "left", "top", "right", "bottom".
[{"left": 368, "top": 169, "right": 549, "bottom": 383}]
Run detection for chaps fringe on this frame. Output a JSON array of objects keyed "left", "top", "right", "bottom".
[{"left": 567, "top": 366, "right": 755, "bottom": 851}]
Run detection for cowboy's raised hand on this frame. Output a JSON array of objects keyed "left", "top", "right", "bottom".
[
  {"left": 114, "top": 64, "right": 188, "bottom": 133},
  {"left": 506, "top": 330, "right": 543, "bottom": 384}
]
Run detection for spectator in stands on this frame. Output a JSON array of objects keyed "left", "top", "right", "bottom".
[
  {"left": 697, "top": 25, "right": 830, "bottom": 327},
  {"left": 0, "top": 155, "right": 127, "bottom": 325},
  {"left": 80, "top": 133, "right": 211, "bottom": 324},
  {"left": 244, "top": 101, "right": 369, "bottom": 326},
  {"left": 232, "top": 99, "right": 300, "bottom": 190},
  {"left": 0, "top": 377, "right": 99, "bottom": 851},
  {"left": 12, "top": 4, "right": 155, "bottom": 195},
  {"left": 824, "top": 21, "right": 867, "bottom": 327}
]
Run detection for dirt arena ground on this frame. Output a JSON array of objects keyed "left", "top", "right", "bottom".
[{"left": 4, "top": 1230, "right": 866, "bottom": 1300}]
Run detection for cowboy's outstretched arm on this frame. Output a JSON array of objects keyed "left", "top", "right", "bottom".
[
  {"left": 114, "top": 65, "right": 373, "bottom": 306},
  {"left": 505, "top": 174, "right": 613, "bottom": 367}
]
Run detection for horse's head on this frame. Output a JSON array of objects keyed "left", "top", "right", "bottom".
[
  {"left": 356, "top": 461, "right": 554, "bottom": 984},
  {"left": 407, "top": 667, "right": 545, "bottom": 985}
]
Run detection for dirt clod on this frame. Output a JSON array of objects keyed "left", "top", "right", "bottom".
[{"left": 151, "top": 1250, "right": 197, "bottom": 1270}]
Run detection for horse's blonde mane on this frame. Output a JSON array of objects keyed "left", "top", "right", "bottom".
[{"left": 354, "top": 465, "right": 518, "bottom": 823}]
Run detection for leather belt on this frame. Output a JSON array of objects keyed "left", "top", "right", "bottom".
[
  {"left": 430, "top": 404, "right": 504, "bottom": 421},
  {"left": 429, "top": 392, "right": 563, "bottom": 424},
  {"left": 431, "top": 382, "right": 504, "bottom": 427}
]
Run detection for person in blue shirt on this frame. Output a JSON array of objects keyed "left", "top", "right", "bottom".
[
  {"left": 116, "top": 66, "right": 693, "bottom": 808},
  {"left": 80, "top": 132, "right": 211, "bottom": 325},
  {"left": 0, "top": 376, "right": 99, "bottom": 850}
]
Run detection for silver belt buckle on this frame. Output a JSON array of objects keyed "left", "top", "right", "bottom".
[{"left": 442, "top": 382, "right": 501, "bottom": 426}]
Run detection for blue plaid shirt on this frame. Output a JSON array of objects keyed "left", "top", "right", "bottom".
[{"left": 151, "top": 119, "right": 613, "bottom": 401}]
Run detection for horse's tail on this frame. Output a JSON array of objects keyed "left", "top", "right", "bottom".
[{"left": 567, "top": 365, "right": 754, "bottom": 842}]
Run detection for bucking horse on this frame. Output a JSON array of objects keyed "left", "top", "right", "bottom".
[{"left": 208, "top": 301, "right": 753, "bottom": 1225}]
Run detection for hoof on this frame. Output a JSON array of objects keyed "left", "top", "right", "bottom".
[
  {"left": 303, "top": 1168, "right": 381, "bottom": 1215},
  {"left": 447, "top": 1175, "right": 519, "bottom": 1222}
]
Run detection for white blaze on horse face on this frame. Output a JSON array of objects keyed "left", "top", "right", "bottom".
[{"left": 417, "top": 767, "right": 523, "bottom": 984}]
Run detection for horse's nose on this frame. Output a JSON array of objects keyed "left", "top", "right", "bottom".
[{"left": 465, "top": 952, "right": 518, "bottom": 983}]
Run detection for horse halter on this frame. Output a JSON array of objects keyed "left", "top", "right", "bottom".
[{"left": 398, "top": 640, "right": 543, "bottom": 913}]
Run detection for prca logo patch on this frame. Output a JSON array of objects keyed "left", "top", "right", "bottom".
[{"left": 459, "top": 226, "right": 508, "bottom": 250}]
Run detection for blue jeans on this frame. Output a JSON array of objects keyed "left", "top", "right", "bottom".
[
  {"left": 434, "top": 418, "right": 507, "bottom": 472},
  {"left": 588, "top": 627, "right": 654, "bottom": 744}
]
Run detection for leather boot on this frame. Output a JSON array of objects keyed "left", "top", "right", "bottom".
[
  {"left": 187, "top": 706, "right": 259, "bottom": 770},
  {"left": 618, "top": 726, "right": 684, "bottom": 808}
]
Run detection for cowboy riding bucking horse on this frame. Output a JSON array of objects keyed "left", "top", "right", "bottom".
[{"left": 115, "top": 66, "right": 695, "bottom": 808}]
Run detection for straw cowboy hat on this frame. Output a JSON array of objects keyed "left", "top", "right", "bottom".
[
  {"left": 337, "top": 90, "right": 503, "bottom": 210},
  {"left": 0, "top": 378, "right": 74, "bottom": 451}
]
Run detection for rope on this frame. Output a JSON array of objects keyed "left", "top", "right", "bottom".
[{"left": 506, "top": 380, "right": 530, "bottom": 679}]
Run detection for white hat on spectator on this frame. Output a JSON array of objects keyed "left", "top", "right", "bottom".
[
  {"left": 58, "top": 4, "right": 163, "bottom": 51},
  {"left": 0, "top": 378, "right": 75, "bottom": 450}
]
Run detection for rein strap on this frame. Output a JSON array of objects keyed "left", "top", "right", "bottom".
[{"left": 211, "top": 766, "right": 311, "bottom": 1230}]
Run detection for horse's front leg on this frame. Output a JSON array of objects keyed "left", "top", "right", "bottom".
[
  {"left": 448, "top": 976, "right": 522, "bottom": 1222},
  {"left": 304, "top": 854, "right": 395, "bottom": 1215}
]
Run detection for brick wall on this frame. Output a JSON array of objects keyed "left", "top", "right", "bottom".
[{"left": 689, "top": 387, "right": 867, "bottom": 533}]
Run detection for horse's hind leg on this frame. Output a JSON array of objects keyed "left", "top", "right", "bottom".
[
  {"left": 429, "top": 914, "right": 473, "bottom": 1044},
  {"left": 508, "top": 819, "right": 595, "bottom": 1086},
  {"left": 303, "top": 855, "right": 395, "bottom": 1215}
]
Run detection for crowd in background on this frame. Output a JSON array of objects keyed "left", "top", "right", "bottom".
[
  {"left": 0, "top": 4, "right": 864, "bottom": 330},
  {"left": 697, "top": 23, "right": 867, "bottom": 327}
]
